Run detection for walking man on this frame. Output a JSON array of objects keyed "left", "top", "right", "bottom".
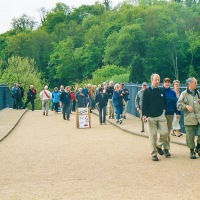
[
  {"left": 135, "top": 82, "right": 148, "bottom": 132},
  {"left": 95, "top": 88, "right": 108, "bottom": 125},
  {"left": 60, "top": 86, "right": 71, "bottom": 120},
  {"left": 120, "top": 83, "right": 129, "bottom": 119},
  {"left": 40, "top": 86, "right": 52, "bottom": 116},
  {"left": 177, "top": 77, "right": 200, "bottom": 159},
  {"left": 142, "top": 74, "right": 168, "bottom": 161},
  {"left": 162, "top": 78, "right": 181, "bottom": 157},
  {"left": 107, "top": 80, "right": 115, "bottom": 119},
  {"left": 23, "top": 85, "right": 37, "bottom": 111}
]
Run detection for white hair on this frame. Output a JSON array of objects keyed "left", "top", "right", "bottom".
[{"left": 44, "top": 85, "right": 48, "bottom": 90}]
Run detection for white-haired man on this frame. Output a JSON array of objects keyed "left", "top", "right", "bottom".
[
  {"left": 177, "top": 77, "right": 200, "bottom": 159},
  {"left": 40, "top": 86, "right": 52, "bottom": 116}
]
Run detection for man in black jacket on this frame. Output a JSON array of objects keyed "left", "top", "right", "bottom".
[
  {"left": 142, "top": 74, "right": 168, "bottom": 161},
  {"left": 23, "top": 85, "right": 37, "bottom": 111},
  {"left": 95, "top": 88, "right": 108, "bottom": 125}
]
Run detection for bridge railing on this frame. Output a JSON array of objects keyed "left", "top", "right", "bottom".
[{"left": 0, "top": 84, "right": 13, "bottom": 110}]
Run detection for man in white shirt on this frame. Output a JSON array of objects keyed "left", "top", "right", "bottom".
[{"left": 40, "top": 86, "right": 52, "bottom": 116}]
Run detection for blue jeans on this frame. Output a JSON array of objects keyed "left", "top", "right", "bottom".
[{"left": 115, "top": 106, "right": 121, "bottom": 120}]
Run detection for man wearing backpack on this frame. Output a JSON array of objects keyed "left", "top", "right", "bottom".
[
  {"left": 12, "top": 83, "right": 21, "bottom": 109},
  {"left": 142, "top": 74, "right": 168, "bottom": 161}
]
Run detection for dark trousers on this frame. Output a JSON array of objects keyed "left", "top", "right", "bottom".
[
  {"left": 54, "top": 102, "right": 59, "bottom": 112},
  {"left": 24, "top": 98, "right": 35, "bottom": 111},
  {"left": 98, "top": 106, "right": 106, "bottom": 123},
  {"left": 72, "top": 100, "right": 76, "bottom": 111},
  {"left": 63, "top": 103, "right": 70, "bottom": 119}
]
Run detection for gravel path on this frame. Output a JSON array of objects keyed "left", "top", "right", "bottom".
[{"left": 0, "top": 110, "right": 200, "bottom": 200}]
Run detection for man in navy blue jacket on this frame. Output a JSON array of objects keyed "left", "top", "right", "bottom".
[
  {"left": 95, "top": 88, "right": 108, "bottom": 125},
  {"left": 60, "top": 86, "right": 71, "bottom": 120},
  {"left": 162, "top": 78, "right": 181, "bottom": 157}
]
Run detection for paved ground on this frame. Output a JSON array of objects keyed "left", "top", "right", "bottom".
[{"left": 0, "top": 108, "right": 200, "bottom": 199}]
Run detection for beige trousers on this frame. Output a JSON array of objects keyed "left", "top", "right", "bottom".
[
  {"left": 107, "top": 99, "right": 114, "bottom": 118},
  {"left": 164, "top": 115, "right": 174, "bottom": 150},
  {"left": 147, "top": 112, "right": 168, "bottom": 156}
]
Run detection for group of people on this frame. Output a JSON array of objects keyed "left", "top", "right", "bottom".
[
  {"left": 39, "top": 82, "right": 130, "bottom": 125},
  {"left": 139, "top": 74, "right": 200, "bottom": 161},
  {"left": 12, "top": 83, "right": 36, "bottom": 111},
  {"left": 95, "top": 81, "right": 130, "bottom": 125},
  {"left": 12, "top": 76, "right": 200, "bottom": 161}
]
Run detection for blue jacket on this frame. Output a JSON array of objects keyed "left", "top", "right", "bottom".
[
  {"left": 52, "top": 91, "right": 60, "bottom": 103},
  {"left": 163, "top": 87, "right": 181, "bottom": 115},
  {"left": 112, "top": 90, "right": 123, "bottom": 107}
]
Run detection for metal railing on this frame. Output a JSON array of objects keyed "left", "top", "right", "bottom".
[{"left": 0, "top": 84, "right": 13, "bottom": 110}]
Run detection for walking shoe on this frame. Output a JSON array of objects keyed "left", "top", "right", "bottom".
[
  {"left": 190, "top": 149, "right": 196, "bottom": 159},
  {"left": 152, "top": 155, "right": 159, "bottom": 161},
  {"left": 43, "top": 112, "right": 45, "bottom": 115},
  {"left": 141, "top": 130, "right": 145, "bottom": 132},
  {"left": 171, "top": 130, "right": 176, "bottom": 136},
  {"left": 157, "top": 147, "right": 164, "bottom": 155},
  {"left": 195, "top": 144, "right": 200, "bottom": 156},
  {"left": 119, "top": 119, "right": 122, "bottom": 124},
  {"left": 164, "top": 149, "right": 171, "bottom": 157},
  {"left": 175, "top": 131, "right": 182, "bottom": 137},
  {"left": 63, "top": 115, "right": 66, "bottom": 120},
  {"left": 123, "top": 115, "right": 126, "bottom": 119}
]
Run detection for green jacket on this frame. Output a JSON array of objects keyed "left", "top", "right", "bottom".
[{"left": 177, "top": 89, "right": 200, "bottom": 125}]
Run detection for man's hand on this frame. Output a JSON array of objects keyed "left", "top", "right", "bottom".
[
  {"left": 142, "top": 115, "right": 147, "bottom": 123},
  {"left": 186, "top": 105, "right": 194, "bottom": 112},
  {"left": 176, "top": 114, "right": 180, "bottom": 119}
]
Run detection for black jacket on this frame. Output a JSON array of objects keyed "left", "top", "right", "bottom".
[{"left": 95, "top": 93, "right": 108, "bottom": 108}]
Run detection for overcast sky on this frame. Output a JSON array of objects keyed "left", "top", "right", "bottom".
[{"left": 0, "top": 0, "right": 124, "bottom": 34}]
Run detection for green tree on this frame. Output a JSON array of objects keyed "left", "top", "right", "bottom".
[
  {"left": 42, "top": 3, "right": 70, "bottom": 33},
  {"left": 129, "top": 56, "right": 146, "bottom": 83},
  {"left": 188, "top": 65, "right": 197, "bottom": 78},
  {"left": 90, "top": 65, "right": 129, "bottom": 84},
  {"left": 11, "top": 14, "right": 37, "bottom": 33},
  {"left": 104, "top": 24, "right": 145, "bottom": 67},
  {"left": 48, "top": 38, "right": 80, "bottom": 86},
  {"left": 0, "top": 56, "right": 44, "bottom": 109}
]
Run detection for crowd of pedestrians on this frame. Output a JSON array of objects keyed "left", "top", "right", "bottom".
[{"left": 11, "top": 75, "right": 200, "bottom": 161}]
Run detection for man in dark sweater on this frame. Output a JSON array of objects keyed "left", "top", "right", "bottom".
[{"left": 142, "top": 74, "right": 168, "bottom": 161}]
